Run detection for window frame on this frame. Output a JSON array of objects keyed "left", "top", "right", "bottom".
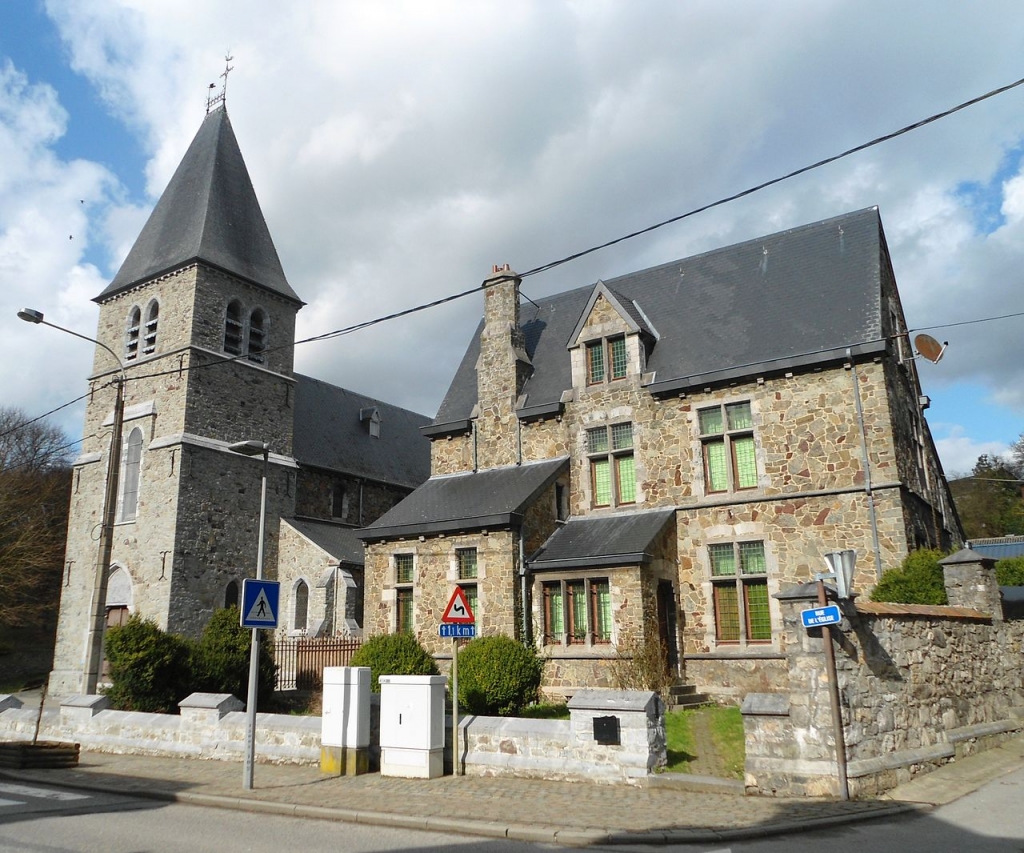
[
  {"left": 125, "top": 306, "right": 141, "bottom": 361},
  {"left": 698, "top": 401, "right": 757, "bottom": 494},
  {"left": 393, "top": 553, "right": 415, "bottom": 634},
  {"left": 224, "top": 300, "right": 244, "bottom": 356},
  {"left": 247, "top": 307, "right": 267, "bottom": 364},
  {"left": 586, "top": 422, "right": 636, "bottom": 508},
  {"left": 294, "top": 579, "right": 309, "bottom": 633},
  {"left": 708, "top": 540, "right": 771, "bottom": 645},
  {"left": 118, "top": 426, "right": 144, "bottom": 523},
  {"left": 585, "top": 335, "right": 628, "bottom": 385},
  {"left": 142, "top": 299, "right": 159, "bottom": 356},
  {"left": 541, "top": 576, "right": 612, "bottom": 647}
]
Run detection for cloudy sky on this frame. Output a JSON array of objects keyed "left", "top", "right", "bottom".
[{"left": 2, "top": 1, "right": 1024, "bottom": 476}]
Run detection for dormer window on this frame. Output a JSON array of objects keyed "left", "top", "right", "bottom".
[
  {"left": 125, "top": 307, "right": 141, "bottom": 361},
  {"left": 247, "top": 308, "right": 266, "bottom": 363},
  {"left": 586, "top": 336, "right": 627, "bottom": 385},
  {"left": 142, "top": 300, "right": 159, "bottom": 355}
]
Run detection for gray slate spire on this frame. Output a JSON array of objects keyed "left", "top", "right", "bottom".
[{"left": 96, "top": 107, "right": 301, "bottom": 304}]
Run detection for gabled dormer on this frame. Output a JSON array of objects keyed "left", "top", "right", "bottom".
[{"left": 567, "top": 282, "right": 658, "bottom": 390}]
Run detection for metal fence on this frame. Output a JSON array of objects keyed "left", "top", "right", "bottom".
[{"left": 270, "top": 637, "right": 363, "bottom": 691}]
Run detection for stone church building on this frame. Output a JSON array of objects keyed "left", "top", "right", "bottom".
[
  {"left": 359, "top": 208, "right": 963, "bottom": 699},
  {"left": 49, "top": 105, "right": 430, "bottom": 697}
]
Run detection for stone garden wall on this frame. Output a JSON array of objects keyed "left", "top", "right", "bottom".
[{"left": 742, "top": 549, "right": 1024, "bottom": 798}]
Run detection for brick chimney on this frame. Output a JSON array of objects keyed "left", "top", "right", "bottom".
[{"left": 474, "top": 264, "right": 532, "bottom": 469}]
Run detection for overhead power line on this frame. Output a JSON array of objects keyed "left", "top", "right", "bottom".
[{"left": 12, "top": 74, "right": 1024, "bottom": 433}]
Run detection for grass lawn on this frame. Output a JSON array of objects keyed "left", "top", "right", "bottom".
[{"left": 664, "top": 704, "right": 744, "bottom": 778}]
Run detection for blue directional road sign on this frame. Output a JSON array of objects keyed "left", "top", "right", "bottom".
[
  {"left": 241, "top": 579, "right": 280, "bottom": 628},
  {"left": 801, "top": 604, "right": 841, "bottom": 629},
  {"left": 439, "top": 623, "right": 476, "bottom": 639}
]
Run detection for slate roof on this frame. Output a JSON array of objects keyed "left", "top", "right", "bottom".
[
  {"left": 286, "top": 517, "right": 363, "bottom": 565},
  {"left": 528, "top": 508, "right": 676, "bottom": 571},
  {"left": 357, "top": 457, "right": 568, "bottom": 541},
  {"left": 293, "top": 374, "right": 431, "bottom": 489},
  {"left": 97, "top": 107, "right": 301, "bottom": 304},
  {"left": 966, "top": 536, "right": 1024, "bottom": 561},
  {"left": 432, "top": 208, "right": 888, "bottom": 426}
]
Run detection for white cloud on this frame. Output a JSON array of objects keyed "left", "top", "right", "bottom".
[
  {"left": 933, "top": 426, "right": 1010, "bottom": 479},
  {"left": 4, "top": 0, "right": 1024, "bottom": 455}
]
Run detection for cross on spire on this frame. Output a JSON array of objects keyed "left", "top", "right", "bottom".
[{"left": 205, "top": 53, "right": 235, "bottom": 114}]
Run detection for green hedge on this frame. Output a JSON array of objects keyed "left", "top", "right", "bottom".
[
  {"left": 103, "top": 615, "right": 191, "bottom": 712},
  {"left": 996, "top": 557, "right": 1024, "bottom": 586},
  {"left": 349, "top": 633, "right": 439, "bottom": 692},
  {"left": 455, "top": 634, "right": 543, "bottom": 716},
  {"left": 869, "top": 549, "right": 948, "bottom": 605},
  {"left": 191, "top": 606, "right": 277, "bottom": 706}
]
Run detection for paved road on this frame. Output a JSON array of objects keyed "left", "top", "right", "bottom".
[
  {"left": 601, "top": 765, "right": 1024, "bottom": 853},
  {"left": 0, "top": 781, "right": 543, "bottom": 853}
]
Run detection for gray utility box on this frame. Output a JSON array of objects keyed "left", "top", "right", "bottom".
[{"left": 378, "top": 674, "right": 446, "bottom": 778}]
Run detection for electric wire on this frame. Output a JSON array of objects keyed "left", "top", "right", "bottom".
[{"left": 11, "top": 74, "right": 1024, "bottom": 433}]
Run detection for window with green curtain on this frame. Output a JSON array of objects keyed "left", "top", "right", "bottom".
[
  {"left": 609, "top": 337, "right": 627, "bottom": 379},
  {"left": 739, "top": 541, "right": 766, "bottom": 574},
  {"left": 544, "top": 583, "right": 563, "bottom": 641},
  {"left": 461, "top": 583, "right": 478, "bottom": 617},
  {"left": 704, "top": 440, "right": 728, "bottom": 492},
  {"left": 569, "top": 581, "right": 587, "bottom": 642},
  {"left": 592, "top": 580, "right": 612, "bottom": 641},
  {"left": 726, "top": 401, "right": 753, "bottom": 430},
  {"left": 733, "top": 435, "right": 757, "bottom": 488},
  {"left": 699, "top": 407, "right": 724, "bottom": 435},
  {"left": 457, "top": 547, "right": 477, "bottom": 579},
  {"left": 714, "top": 584, "right": 740, "bottom": 642},
  {"left": 592, "top": 458, "right": 612, "bottom": 506},
  {"left": 616, "top": 455, "right": 636, "bottom": 503},
  {"left": 395, "top": 553, "right": 414, "bottom": 583},
  {"left": 587, "top": 341, "right": 605, "bottom": 383},
  {"left": 587, "top": 427, "right": 608, "bottom": 453},
  {"left": 709, "top": 543, "right": 736, "bottom": 576},
  {"left": 396, "top": 588, "right": 413, "bottom": 634},
  {"left": 744, "top": 580, "right": 771, "bottom": 641}
]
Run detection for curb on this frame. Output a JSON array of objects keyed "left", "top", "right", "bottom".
[{"left": 0, "top": 766, "right": 923, "bottom": 846}]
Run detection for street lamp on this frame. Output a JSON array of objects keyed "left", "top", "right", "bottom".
[
  {"left": 228, "top": 439, "right": 269, "bottom": 791},
  {"left": 18, "top": 308, "right": 125, "bottom": 695}
]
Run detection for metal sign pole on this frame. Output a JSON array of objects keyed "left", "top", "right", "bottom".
[
  {"left": 452, "top": 637, "right": 460, "bottom": 777},
  {"left": 817, "top": 579, "right": 849, "bottom": 800}
]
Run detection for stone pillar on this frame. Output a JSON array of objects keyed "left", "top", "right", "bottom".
[
  {"left": 940, "top": 548, "right": 1003, "bottom": 620},
  {"left": 474, "top": 264, "right": 532, "bottom": 469}
]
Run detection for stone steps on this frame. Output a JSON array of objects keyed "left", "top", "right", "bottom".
[{"left": 663, "top": 683, "right": 711, "bottom": 709}]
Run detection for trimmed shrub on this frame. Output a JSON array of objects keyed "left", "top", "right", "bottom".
[
  {"left": 996, "top": 557, "right": 1024, "bottom": 586},
  {"left": 103, "top": 615, "right": 191, "bottom": 712},
  {"left": 870, "top": 549, "right": 948, "bottom": 605},
  {"left": 349, "top": 633, "right": 438, "bottom": 692},
  {"left": 191, "top": 606, "right": 277, "bottom": 706},
  {"left": 455, "top": 634, "right": 543, "bottom": 716}
]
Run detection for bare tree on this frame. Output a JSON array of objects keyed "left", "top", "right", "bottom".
[{"left": 0, "top": 407, "right": 74, "bottom": 632}]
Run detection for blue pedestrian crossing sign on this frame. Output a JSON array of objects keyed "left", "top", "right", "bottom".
[{"left": 241, "top": 579, "right": 280, "bottom": 628}]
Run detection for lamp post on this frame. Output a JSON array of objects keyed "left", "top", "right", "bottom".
[
  {"left": 228, "top": 439, "right": 269, "bottom": 791},
  {"left": 18, "top": 308, "right": 125, "bottom": 695}
]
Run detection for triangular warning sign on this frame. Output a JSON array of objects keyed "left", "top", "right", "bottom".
[
  {"left": 245, "top": 589, "right": 276, "bottom": 624},
  {"left": 441, "top": 586, "right": 475, "bottom": 624}
]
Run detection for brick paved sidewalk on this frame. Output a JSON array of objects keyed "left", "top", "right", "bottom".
[{"left": 1, "top": 750, "right": 912, "bottom": 846}]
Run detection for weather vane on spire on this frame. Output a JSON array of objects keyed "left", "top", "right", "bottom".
[{"left": 205, "top": 53, "right": 234, "bottom": 114}]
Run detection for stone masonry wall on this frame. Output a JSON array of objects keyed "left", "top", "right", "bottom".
[
  {"left": 295, "top": 469, "right": 408, "bottom": 526},
  {"left": 743, "top": 589, "right": 1024, "bottom": 798}
]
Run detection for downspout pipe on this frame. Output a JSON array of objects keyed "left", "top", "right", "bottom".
[
  {"left": 847, "top": 348, "right": 884, "bottom": 580},
  {"left": 519, "top": 530, "right": 529, "bottom": 644}
]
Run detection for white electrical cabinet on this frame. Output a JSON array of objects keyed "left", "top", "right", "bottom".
[
  {"left": 321, "top": 666, "right": 370, "bottom": 749},
  {"left": 379, "top": 674, "right": 446, "bottom": 778}
]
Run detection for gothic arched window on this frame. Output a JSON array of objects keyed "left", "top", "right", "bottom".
[
  {"left": 294, "top": 580, "right": 309, "bottom": 632},
  {"left": 119, "top": 427, "right": 143, "bottom": 522},
  {"left": 248, "top": 308, "right": 266, "bottom": 363},
  {"left": 125, "top": 307, "right": 141, "bottom": 361},
  {"left": 225, "top": 580, "right": 239, "bottom": 609},
  {"left": 142, "top": 300, "right": 159, "bottom": 355},
  {"left": 224, "top": 300, "right": 243, "bottom": 355}
]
